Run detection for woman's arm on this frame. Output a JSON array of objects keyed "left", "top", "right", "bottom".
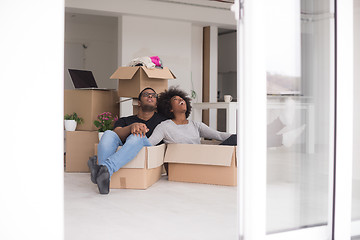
[
  {"left": 197, "top": 122, "right": 232, "bottom": 141},
  {"left": 148, "top": 122, "right": 166, "bottom": 146}
]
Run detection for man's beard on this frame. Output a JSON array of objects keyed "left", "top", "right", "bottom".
[{"left": 141, "top": 104, "right": 156, "bottom": 112}]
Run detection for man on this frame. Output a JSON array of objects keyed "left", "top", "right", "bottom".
[{"left": 88, "top": 87, "right": 167, "bottom": 194}]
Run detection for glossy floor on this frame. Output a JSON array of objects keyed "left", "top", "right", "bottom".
[
  {"left": 64, "top": 173, "right": 238, "bottom": 240},
  {"left": 64, "top": 156, "right": 360, "bottom": 239}
]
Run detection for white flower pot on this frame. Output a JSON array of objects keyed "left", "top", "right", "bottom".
[
  {"left": 98, "top": 132, "right": 104, "bottom": 141},
  {"left": 64, "top": 120, "right": 77, "bottom": 131}
]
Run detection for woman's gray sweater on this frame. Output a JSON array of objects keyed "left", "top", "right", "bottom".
[{"left": 148, "top": 119, "right": 231, "bottom": 145}]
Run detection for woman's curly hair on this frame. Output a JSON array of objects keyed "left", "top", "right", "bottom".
[{"left": 157, "top": 86, "right": 192, "bottom": 119}]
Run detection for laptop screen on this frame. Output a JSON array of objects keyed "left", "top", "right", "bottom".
[{"left": 68, "top": 69, "right": 98, "bottom": 88}]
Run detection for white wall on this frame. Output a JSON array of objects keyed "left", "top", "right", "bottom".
[
  {"left": 0, "top": 0, "right": 63, "bottom": 239},
  {"left": 121, "top": 15, "right": 192, "bottom": 91},
  {"left": 64, "top": 13, "right": 118, "bottom": 89},
  {"left": 191, "top": 25, "right": 203, "bottom": 104},
  {"left": 119, "top": 15, "right": 192, "bottom": 116},
  {"left": 190, "top": 25, "right": 203, "bottom": 121},
  {"left": 353, "top": 0, "right": 360, "bottom": 180}
]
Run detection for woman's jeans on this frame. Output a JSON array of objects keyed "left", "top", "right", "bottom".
[
  {"left": 97, "top": 130, "right": 151, "bottom": 177},
  {"left": 219, "top": 134, "right": 237, "bottom": 146}
]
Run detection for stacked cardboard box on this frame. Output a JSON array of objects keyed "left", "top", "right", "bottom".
[
  {"left": 64, "top": 89, "right": 119, "bottom": 172},
  {"left": 111, "top": 66, "right": 176, "bottom": 115},
  {"left": 64, "top": 89, "right": 119, "bottom": 131},
  {"left": 110, "top": 66, "right": 176, "bottom": 98},
  {"left": 65, "top": 131, "right": 98, "bottom": 172}
]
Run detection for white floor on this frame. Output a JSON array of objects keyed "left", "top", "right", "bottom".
[
  {"left": 64, "top": 173, "right": 238, "bottom": 240},
  {"left": 64, "top": 145, "right": 360, "bottom": 240}
]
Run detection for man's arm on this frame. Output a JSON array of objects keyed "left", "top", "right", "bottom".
[{"left": 114, "top": 123, "right": 149, "bottom": 142}]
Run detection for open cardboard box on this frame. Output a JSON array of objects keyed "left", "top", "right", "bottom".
[
  {"left": 164, "top": 144, "right": 237, "bottom": 186},
  {"left": 95, "top": 143, "right": 166, "bottom": 189},
  {"left": 65, "top": 131, "right": 98, "bottom": 172},
  {"left": 110, "top": 66, "right": 176, "bottom": 98},
  {"left": 64, "top": 89, "right": 119, "bottom": 131}
]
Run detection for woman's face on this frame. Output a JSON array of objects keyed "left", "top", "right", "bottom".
[{"left": 170, "top": 95, "right": 187, "bottom": 114}]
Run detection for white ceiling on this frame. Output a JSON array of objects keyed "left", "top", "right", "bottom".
[
  {"left": 149, "top": 0, "right": 234, "bottom": 10},
  {"left": 65, "top": 0, "right": 237, "bottom": 29}
]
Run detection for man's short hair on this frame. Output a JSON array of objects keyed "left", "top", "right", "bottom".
[{"left": 138, "top": 87, "right": 157, "bottom": 100}]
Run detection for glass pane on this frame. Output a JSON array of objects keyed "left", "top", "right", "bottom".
[
  {"left": 353, "top": 0, "right": 360, "bottom": 238},
  {"left": 266, "top": 0, "right": 334, "bottom": 233}
]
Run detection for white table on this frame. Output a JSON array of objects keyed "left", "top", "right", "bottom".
[{"left": 192, "top": 102, "right": 237, "bottom": 134}]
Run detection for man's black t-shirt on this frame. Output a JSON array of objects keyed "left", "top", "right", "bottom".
[{"left": 113, "top": 113, "right": 167, "bottom": 138}]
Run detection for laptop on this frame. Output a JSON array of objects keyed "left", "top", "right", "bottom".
[{"left": 68, "top": 69, "right": 111, "bottom": 90}]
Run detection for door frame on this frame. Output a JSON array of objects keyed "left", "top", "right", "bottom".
[{"left": 235, "top": 0, "right": 354, "bottom": 239}]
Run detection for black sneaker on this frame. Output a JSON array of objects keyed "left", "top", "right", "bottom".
[
  {"left": 96, "top": 165, "right": 110, "bottom": 194},
  {"left": 87, "top": 156, "right": 99, "bottom": 184}
]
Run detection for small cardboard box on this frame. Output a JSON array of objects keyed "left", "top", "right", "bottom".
[
  {"left": 65, "top": 131, "right": 98, "bottom": 172},
  {"left": 110, "top": 66, "right": 176, "bottom": 98},
  {"left": 164, "top": 144, "right": 237, "bottom": 186},
  {"left": 64, "top": 89, "right": 119, "bottom": 131},
  {"left": 95, "top": 143, "right": 166, "bottom": 189}
]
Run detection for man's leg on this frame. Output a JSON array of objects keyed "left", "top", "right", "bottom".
[
  {"left": 98, "top": 130, "right": 123, "bottom": 164},
  {"left": 101, "top": 134, "right": 151, "bottom": 176},
  {"left": 96, "top": 134, "right": 152, "bottom": 194},
  {"left": 88, "top": 130, "right": 123, "bottom": 184}
]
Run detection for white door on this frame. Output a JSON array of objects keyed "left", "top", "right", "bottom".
[{"left": 234, "top": 0, "right": 354, "bottom": 239}]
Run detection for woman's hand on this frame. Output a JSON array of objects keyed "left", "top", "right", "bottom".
[{"left": 130, "top": 123, "right": 149, "bottom": 137}]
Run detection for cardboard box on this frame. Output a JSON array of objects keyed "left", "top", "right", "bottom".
[
  {"left": 110, "top": 66, "right": 176, "bottom": 98},
  {"left": 64, "top": 89, "right": 119, "bottom": 131},
  {"left": 95, "top": 143, "right": 166, "bottom": 189},
  {"left": 132, "top": 98, "right": 139, "bottom": 115},
  {"left": 65, "top": 131, "right": 99, "bottom": 172},
  {"left": 164, "top": 144, "right": 237, "bottom": 186}
]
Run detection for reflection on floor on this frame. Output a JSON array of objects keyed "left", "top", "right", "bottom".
[
  {"left": 267, "top": 144, "right": 360, "bottom": 233},
  {"left": 267, "top": 145, "right": 330, "bottom": 233}
]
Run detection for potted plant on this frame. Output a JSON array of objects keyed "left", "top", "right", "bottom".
[
  {"left": 93, "top": 112, "right": 118, "bottom": 140},
  {"left": 64, "top": 112, "right": 84, "bottom": 131}
]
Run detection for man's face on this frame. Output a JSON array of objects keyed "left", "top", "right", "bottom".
[{"left": 139, "top": 89, "right": 157, "bottom": 112}]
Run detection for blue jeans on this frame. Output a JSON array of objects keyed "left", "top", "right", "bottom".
[{"left": 97, "top": 130, "right": 152, "bottom": 177}]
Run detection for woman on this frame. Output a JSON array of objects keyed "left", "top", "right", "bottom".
[{"left": 148, "top": 86, "right": 236, "bottom": 146}]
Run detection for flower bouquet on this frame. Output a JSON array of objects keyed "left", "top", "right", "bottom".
[{"left": 93, "top": 112, "right": 119, "bottom": 132}]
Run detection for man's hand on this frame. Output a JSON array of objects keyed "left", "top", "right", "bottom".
[{"left": 130, "top": 123, "right": 149, "bottom": 137}]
